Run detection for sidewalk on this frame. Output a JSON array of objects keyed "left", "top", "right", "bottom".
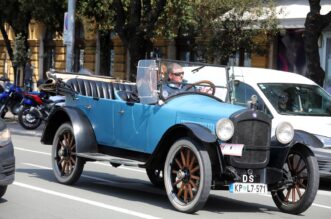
[{"left": 3, "top": 112, "right": 43, "bottom": 137}]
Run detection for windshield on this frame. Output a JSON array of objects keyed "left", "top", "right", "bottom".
[{"left": 258, "top": 83, "right": 331, "bottom": 116}]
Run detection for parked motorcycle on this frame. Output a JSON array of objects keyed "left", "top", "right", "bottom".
[
  {"left": 18, "top": 92, "right": 64, "bottom": 130},
  {"left": 0, "top": 80, "right": 24, "bottom": 118}
]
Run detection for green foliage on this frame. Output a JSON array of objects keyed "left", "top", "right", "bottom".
[
  {"left": 194, "top": 0, "right": 279, "bottom": 65},
  {"left": 13, "top": 33, "right": 28, "bottom": 67}
]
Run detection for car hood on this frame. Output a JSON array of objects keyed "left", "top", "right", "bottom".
[
  {"left": 274, "top": 115, "right": 331, "bottom": 138},
  {"left": 165, "top": 94, "right": 244, "bottom": 129}
]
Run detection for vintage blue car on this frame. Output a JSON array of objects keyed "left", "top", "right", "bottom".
[
  {"left": 41, "top": 59, "right": 319, "bottom": 214},
  {"left": 0, "top": 119, "right": 15, "bottom": 199}
]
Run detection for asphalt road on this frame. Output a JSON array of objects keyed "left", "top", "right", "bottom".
[{"left": 1, "top": 121, "right": 331, "bottom": 219}]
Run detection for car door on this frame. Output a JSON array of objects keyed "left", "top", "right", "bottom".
[
  {"left": 78, "top": 96, "right": 116, "bottom": 146},
  {"left": 113, "top": 101, "right": 152, "bottom": 152}
]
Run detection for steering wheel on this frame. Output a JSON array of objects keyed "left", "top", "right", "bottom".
[{"left": 185, "top": 80, "right": 216, "bottom": 96}]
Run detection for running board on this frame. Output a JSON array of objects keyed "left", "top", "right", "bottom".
[{"left": 76, "top": 152, "right": 145, "bottom": 167}]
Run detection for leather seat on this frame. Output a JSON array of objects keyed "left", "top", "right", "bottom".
[{"left": 67, "top": 78, "right": 114, "bottom": 99}]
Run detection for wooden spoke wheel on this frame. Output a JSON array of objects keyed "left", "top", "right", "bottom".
[
  {"left": 271, "top": 146, "right": 319, "bottom": 214},
  {"left": 164, "top": 138, "right": 211, "bottom": 213},
  {"left": 52, "top": 123, "right": 84, "bottom": 185}
]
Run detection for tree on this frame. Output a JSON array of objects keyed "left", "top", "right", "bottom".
[
  {"left": 0, "top": 0, "right": 65, "bottom": 77},
  {"left": 77, "top": 0, "right": 197, "bottom": 80},
  {"left": 194, "top": 0, "right": 278, "bottom": 65},
  {"left": 304, "top": 0, "right": 331, "bottom": 86}
]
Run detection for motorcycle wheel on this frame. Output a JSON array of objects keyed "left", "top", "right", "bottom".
[{"left": 18, "top": 107, "right": 42, "bottom": 130}]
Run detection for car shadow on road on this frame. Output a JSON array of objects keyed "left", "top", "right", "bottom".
[
  {"left": 16, "top": 167, "right": 281, "bottom": 214},
  {"left": 319, "top": 178, "right": 331, "bottom": 191}
]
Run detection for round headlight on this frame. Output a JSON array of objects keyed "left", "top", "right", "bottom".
[
  {"left": 216, "top": 118, "right": 234, "bottom": 141},
  {"left": 275, "top": 122, "right": 294, "bottom": 144}
]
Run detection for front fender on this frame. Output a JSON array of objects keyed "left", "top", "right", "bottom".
[
  {"left": 144, "top": 123, "right": 217, "bottom": 169},
  {"left": 41, "top": 106, "right": 97, "bottom": 153},
  {"left": 291, "top": 130, "right": 323, "bottom": 148},
  {"left": 181, "top": 123, "right": 217, "bottom": 143}
]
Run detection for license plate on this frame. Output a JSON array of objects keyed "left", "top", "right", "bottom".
[{"left": 229, "top": 183, "right": 267, "bottom": 193}]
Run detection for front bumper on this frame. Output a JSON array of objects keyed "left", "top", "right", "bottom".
[
  {"left": 310, "top": 147, "right": 331, "bottom": 178},
  {"left": 0, "top": 143, "right": 15, "bottom": 185}
]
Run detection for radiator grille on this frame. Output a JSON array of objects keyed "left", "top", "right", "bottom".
[{"left": 228, "top": 111, "right": 271, "bottom": 168}]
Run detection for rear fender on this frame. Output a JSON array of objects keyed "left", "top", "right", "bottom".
[{"left": 41, "top": 106, "right": 97, "bottom": 153}]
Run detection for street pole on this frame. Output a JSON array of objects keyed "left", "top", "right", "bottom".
[{"left": 65, "top": 0, "right": 76, "bottom": 72}]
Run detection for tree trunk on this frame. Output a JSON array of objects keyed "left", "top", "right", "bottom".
[
  {"left": 127, "top": 34, "right": 153, "bottom": 81},
  {"left": 304, "top": 0, "right": 331, "bottom": 86},
  {"left": 0, "top": 22, "right": 14, "bottom": 63}
]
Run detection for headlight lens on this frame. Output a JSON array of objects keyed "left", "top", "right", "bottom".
[
  {"left": 0, "top": 128, "right": 11, "bottom": 147},
  {"left": 216, "top": 118, "right": 234, "bottom": 141},
  {"left": 315, "top": 135, "right": 331, "bottom": 148},
  {"left": 275, "top": 122, "right": 294, "bottom": 144}
]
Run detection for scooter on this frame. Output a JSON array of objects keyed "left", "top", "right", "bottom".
[{"left": 0, "top": 80, "right": 24, "bottom": 118}]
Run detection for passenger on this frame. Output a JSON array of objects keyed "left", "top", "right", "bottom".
[{"left": 278, "top": 92, "right": 291, "bottom": 112}]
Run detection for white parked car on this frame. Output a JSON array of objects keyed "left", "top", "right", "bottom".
[{"left": 184, "top": 65, "right": 331, "bottom": 177}]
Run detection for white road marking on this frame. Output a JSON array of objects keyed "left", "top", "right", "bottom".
[
  {"left": 13, "top": 181, "right": 161, "bottom": 219},
  {"left": 259, "top": 194, "right": 331, "bottom": 210},
  {"left": 15, "top": 147, "right": 51, "bottom": 156},
  {"left": 15, "top": 147, "right": 146, "bottom": 173}
]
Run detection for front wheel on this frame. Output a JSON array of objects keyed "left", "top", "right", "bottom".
[
  {"left": 18, "top": 107, "right": 42, "bottom": 130},
  {"left": 52, "top": 123, "right": 85, "bottom": 185},
  {"left": 0, "top": 104, "right": 7, "bottom": 118},
  {"left": 164, "top": 138, "right": 212, "bottom": 213},
  {"left": 271, "top": 146, "right": 319, "bottom": 214},
  {"left": 0, "top": 185, "right": 7, "bottom": 198},
  {"left": 10, "top": 101, "right": 22, "bottom": 115}
]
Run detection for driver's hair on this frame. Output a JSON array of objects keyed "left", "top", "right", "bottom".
[{"left": 167, "top": 63, "right": 182, "bottom": 75}]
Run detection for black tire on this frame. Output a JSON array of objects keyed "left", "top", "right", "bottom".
[
  {"left": 271, "top": 146, "right": 319, "bottom": 214},
  {"left": 0, "top": 185, "right": 7, "bottom": 198},
  {"left": 146, "top": 168, "right": 164, "bottom": 188},
  {"left": 164, "top": 138, "right": 212, "bottom": 213},
  {"left": 18, "top": 107, "right": 42, "bottom": 130},
  {"left": 0, "top": 104, "right": 7, "bottom": 118},
  {"left": 52, "top": 123, "right": 85, "bottom": 185}
]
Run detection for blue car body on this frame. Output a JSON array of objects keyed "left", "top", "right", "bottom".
[{"left": 65, "top": 93, "right": 243, "bottom": 153}]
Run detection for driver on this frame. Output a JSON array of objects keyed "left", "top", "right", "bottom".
[{"left": 161, "top": 63, "right": 191, "bottom": 98}]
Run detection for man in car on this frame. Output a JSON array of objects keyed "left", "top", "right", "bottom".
[{"left": 161, "top": 63, "right": 188, "bottom": 98}]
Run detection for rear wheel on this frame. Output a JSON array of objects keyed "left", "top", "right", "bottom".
[
  {"left": 271, "top": 146, "right": 319, "bottom": 214},
  {"left": 18, "top": 107, "right": 42, "bottom": 130},
  {"left": 0, "top": 185, "right": 7, "bottom": 198},
  {"left": 52, "top": 123, "right": 85, "bottom": 185},
  {"left": 164, "top": 138, "right": 211, "bottom": 213}
]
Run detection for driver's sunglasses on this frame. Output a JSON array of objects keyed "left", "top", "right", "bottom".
[{"left": 172, "top": 72, "right": 184, "bottom": 76}]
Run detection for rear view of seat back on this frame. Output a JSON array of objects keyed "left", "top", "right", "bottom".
[{"left": 67, "top": 78, "right": 114, "bottom": 99}]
